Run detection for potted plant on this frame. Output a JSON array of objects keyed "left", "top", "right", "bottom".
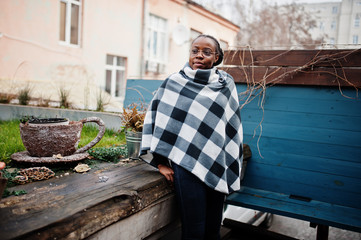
[{"left": 120, "top": 103, "right": 146, "bottom": 159}]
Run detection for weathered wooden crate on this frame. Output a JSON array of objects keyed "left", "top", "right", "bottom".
[{"left": 222, "top": 49, "right": 361, "bottom": 239}]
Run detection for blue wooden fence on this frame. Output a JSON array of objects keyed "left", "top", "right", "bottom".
[
  {"left": 226, "top": 49, "right": 361, "bottom": 236},
  {"left": 123, "top": 79, "right": 162, "bottom": 108}
]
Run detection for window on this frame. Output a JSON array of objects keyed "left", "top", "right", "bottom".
[
  {"left": 320, "top": 22, "right": 325, "bottom": 31},
  {"left": 189, "top": 29, "right": 202, "bottom": 50},
  {"left": 331, "top": 20, "right": 336, "bottom": 30},
  {"left": 146, "top": 14, "right": 167, "bottom": 73},
  {"left": 355, "top": 14, "right": 360, "bottom": 27},
  {"left": 353, "top": 35, "right": 359, "bottom": 44},
  {"left": 190, "top": 29, "right": 202, "bottom": 42},
  {"left": 220, "top": 40, "right": 229, "bottom": 51},
  {"left": 105, "top": 55, "right": 126, "bottom": 98},
  {"left": 332, "top": 6, "right": 338, "bottom": 14},
  {"left": 59, "top": 0, "right": 81, "bottom": 45},
  {"left": 330, "top": 38, "right": 335, "bottom": 45}
]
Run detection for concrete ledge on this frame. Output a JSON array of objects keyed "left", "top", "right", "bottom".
[{"left": 0, "top": 104, "right": 122, "bottom": 131}]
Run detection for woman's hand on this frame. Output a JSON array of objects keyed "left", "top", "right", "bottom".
[
  {"left": 0, "top": 162, "right": 5, "bottom": 177},
  {"left": 158, "top": 164, "right": 174, "bottom": 183}
]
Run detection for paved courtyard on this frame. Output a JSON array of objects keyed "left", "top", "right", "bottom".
[{"left": 269, "top": 215, "right": 361, "bottom": 240}]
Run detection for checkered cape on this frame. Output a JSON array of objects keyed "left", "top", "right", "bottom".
[{"left": 140, "top": 63, "right": 243, "bottom": 194}]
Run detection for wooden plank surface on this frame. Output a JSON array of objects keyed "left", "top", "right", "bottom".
[
  {"left": 222, "top": 49, "right": 361, "bottom": 87},
  {"left": 237, "top": 85, "right": 360, "bottom": 100},
  {"left": 0, "top": 161, "right": 173, "bottom": 240},
  {"left": 242, "top": 108, "right": 361, "bottom": 131},
  {"left": 244, "top": 136, "right": 361, "bottom": 163},
  {"left": 242, "top": 159, "right": 361, "bottom": 209},
  {"left": 222, "top": 66, "right": 361, "bottom": 87},
  {"left": 223, "top": 49, "right": 361, "bottom": 67},
  {"left": 243, "top": 96, "right": 361, "bottom": 117},
  {"left": 244, "top": 121, "right": 361, "bottom": 147},
  {"left": 88, "top": 194, "right": 178, "bottom": 240},
  {"left": 244, "top": 150, "right": 361, "bottom": 179},
  {"left": 226, "top": 187, "right": 361, "bottom": 233}
]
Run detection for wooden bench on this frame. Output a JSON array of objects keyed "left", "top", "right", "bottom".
[{"left": 222, "top": 49, "right": 361, "bottom": 239}]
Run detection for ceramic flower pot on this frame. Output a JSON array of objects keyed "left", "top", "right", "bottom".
[{"left": 19, "top": 117, "right": 105, "bottom": 157}]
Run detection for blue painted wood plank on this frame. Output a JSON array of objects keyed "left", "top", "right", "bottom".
[
  {"left": 242, "top": 161, "right": 361, "bottom": 207},
  {"left": 124, "top": 79, "right": 163, "bottom": 106},
  {"left": 243, "top": 122, "right": 361, "bottom": 147},
  {"left": 240, "top": 96, "right": 361, "bottom": 117},
  {"left": 236, "top": 84, "right": 359, "bottom": 101},
  {"left": 243, "top": 135, "right": 361, "bottom": 163},
  {"left": 265, "top": 98, "right": 361, "bottom": 117},
  {"left": 226, "top": 187, "right": 361, "bottom": 233},
  {"left": 241, "top": 109, "right": 361, "bottom": 131},
  {"left": 237, "top": 85, "right": 361, "bottom": 117},
  {"left": 240, "top": 160, "right": 361, "bottom": 202},
  {"left": 240, "top": 177, "right": 361, "bottom": 209},
  {"left": 244, "top": 150, "right": 361, "bottom": 179}
]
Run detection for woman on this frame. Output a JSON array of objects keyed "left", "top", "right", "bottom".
[{"left": 140, "top": 34, "right": 243, "bottom": 240}]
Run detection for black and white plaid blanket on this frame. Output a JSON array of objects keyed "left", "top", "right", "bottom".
[{"left": 140, "top": 63, "right": 243, "bottom": 194}]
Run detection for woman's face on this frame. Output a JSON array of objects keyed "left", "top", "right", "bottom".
[{"left": 189, "top": 37, "right": 219, "bottom": 70}]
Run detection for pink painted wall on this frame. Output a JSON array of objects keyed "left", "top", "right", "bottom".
[
  {"left": 0, "top": 0, "right": 239, "bottom": 110},
  {"left": 0, "top": 0, "right": 143, "bottom": 110}
]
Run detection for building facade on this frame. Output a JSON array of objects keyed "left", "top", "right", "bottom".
[
  {"left": 0, "top": 0, "right": 239, "bottom": 111},
  {"left": 304, "top": 0, "right": 361, "bottom": 48}
]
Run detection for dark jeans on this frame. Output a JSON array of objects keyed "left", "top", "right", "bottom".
[{"left": 172, "top": 163, "right": 225, "bottom": 240}]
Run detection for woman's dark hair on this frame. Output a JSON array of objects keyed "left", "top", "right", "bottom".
[{"left": 192, "top": 34, "right": 224, "bottom": 66}]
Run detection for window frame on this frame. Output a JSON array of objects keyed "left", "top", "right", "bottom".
[
  {"left": 145, "top": 14, "right": 168, "bottom": 73},
  {"left": 353, "top": 35, "right": 359, "bottom": 44},
  {"left": 59, "top": 0, "right": 82, "bottom": 47},
  {"left": 190, "top": 29, "right": 202, "bottom": 43},
  {"left": 332, "top": 6, "right": 338, "bottom": 14},
  {"left": 105, "top": 55, "right": 127, "bottom": 100},
  {"left": 355, "top": 14, "right": 360, "bottom": 28},
  {"left": 188, "top": 29, "right": 202, "bottom": 52},
  {"left": 330, "top": 20, "right": 337, "bottom": 31},
  {"left": 220, "top": 40, "right": 229, "bottom": 51}
]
